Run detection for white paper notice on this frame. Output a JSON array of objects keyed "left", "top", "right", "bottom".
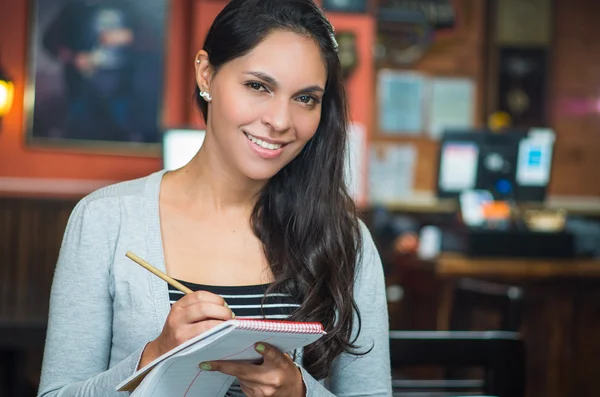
[
  {"left": 438, "top": 142, "right": 479, "bottom": 192},
  {"left": 368, "top": 143, "right": 417, "bottom": 204},
  {"left": 427, "top": 77, "right": 475, "bottom": 139},
  {"left": 344, "top": 122, "right": 367, "bottom": 205},
  {"left": 377, "top": 70, "right": 426, "bottom": 135}
]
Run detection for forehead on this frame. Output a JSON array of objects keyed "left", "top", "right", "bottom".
[{"left": 225, "top": 30, "right": 327, "bottom": 87}]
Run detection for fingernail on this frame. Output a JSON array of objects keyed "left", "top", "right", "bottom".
[
  {"left": 199, "top": 363, "right": 212, "bottom": 371},
  {"left": 232, "top": 311, "right": 236, "bottom": 319},
  {"left": 224, "top": 302, "right": 229, "bottom": 308},
  {"left": 255, "top": 343, "right": 265, "bottom": 353}
]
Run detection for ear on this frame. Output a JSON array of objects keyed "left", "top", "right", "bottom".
[{"left": 194, "top": 50, "right": 213, "bottom": 92}]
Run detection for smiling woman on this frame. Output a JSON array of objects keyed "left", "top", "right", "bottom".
[
  {"left": 37, "top": 1, "right": 391, "bottom": 397},
  {"left": 195, "top": 29, "right": 327, "bottom": 180}
]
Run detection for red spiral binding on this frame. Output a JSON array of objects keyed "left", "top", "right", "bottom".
[{"left": 235, "top": 319, "right": 325, "bottom": 334}]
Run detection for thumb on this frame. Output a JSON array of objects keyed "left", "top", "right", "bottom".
[{"left": 254, "top": 342, "right": 284, "bottom": 364}]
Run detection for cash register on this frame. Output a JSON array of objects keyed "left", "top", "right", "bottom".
[{"left": 435, "top": 128, "right": 575, "bottom": 258}]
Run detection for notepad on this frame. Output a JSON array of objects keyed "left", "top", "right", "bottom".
[{"left": 116, "top": 319, "right": 326, "bottom": 397}]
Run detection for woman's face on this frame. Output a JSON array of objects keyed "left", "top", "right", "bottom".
[{"left": 196, "top": 30, "right": 327, "bottom": 182}]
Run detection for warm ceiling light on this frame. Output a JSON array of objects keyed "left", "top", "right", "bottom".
[{"left": 0, "top": 65, "right": 14, "bottom": 120}]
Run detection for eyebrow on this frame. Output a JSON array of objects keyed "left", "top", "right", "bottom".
[{"left": 244, "top": 71, "right": 325, "bottom": 94}]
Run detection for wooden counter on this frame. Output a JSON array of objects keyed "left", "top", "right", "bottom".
[
  {"left": 420, "top": 254, "right": 600, "bottom": 397},
  {"left": 436, "top": 253, "right": 600, "bottom": 279}
]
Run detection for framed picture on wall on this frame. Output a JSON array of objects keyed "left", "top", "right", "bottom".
[
  {"left": 24, "top": 0, "right": 169, "bottom": 154},
  {"left": 497, "top": 47, "right": 548, "bottom": 128},
  {"left": 322, "top": 0, "right": 369, "bottom": 13}
]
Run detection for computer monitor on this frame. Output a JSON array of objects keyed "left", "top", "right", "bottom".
[
  {"left": 436, "top": 128, "right": 554, "bottom": 202},
  {"left": 162, "top": 128, "right": 206, "bottom": 171}
]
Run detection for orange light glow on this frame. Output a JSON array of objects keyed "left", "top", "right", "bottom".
[{"left": 0, "top": 79, "right": 14, "bottom": 118}]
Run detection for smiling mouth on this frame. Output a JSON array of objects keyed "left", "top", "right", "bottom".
[{"left": 243, "top": 132, "right": 284, "bottom": 151}]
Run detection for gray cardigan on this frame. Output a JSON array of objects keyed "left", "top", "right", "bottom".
[{"left": 38, "top": 170, "right": 392, "bottom": 396}]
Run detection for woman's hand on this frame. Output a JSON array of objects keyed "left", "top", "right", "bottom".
[
  {"left": 199, "top": 343, "right": 306, "bottom": 397},
  {"left": 139, "top": 291, "right": 234, "bottom": 368}
]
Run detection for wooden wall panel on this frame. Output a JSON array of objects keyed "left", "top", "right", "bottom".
[
  {"left": 547, "top": 0, "right": 600, "bottom": 196},
  {"left": 374, "top": 0, "right": 600, "bottom": 197},
  {"left": 0, "top": 198, "right": 75, "bottom": 321},
  {"left": 373, "top": 0, "right": 488, "bottom": 192}
]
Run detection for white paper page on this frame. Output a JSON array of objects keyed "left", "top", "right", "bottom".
[
  {"left": 119, "top": 321, "right": 236, "bottom": 391},
  {"left": 368, "top": 143, "right": 417, "bottom": 204},
  {"left": 131, "top": 360, "right": 234, "bottom": 397},
  {"left": 378, "top": 70, "right": 426, "bottom": 135},
  {"left": 344, "top": 122, "right": 367, "bottom": 204},
  {"left": 438, "top": 142, "right": 479, "bottom": 192},
  {"left": 427, "top": 77, "right": 475, "bottom": 139},
  {"left": 124, "top": 322, "right": 321, "bottom": 397},
  {"left": 135, "top": 334, "right": 312, "bottom": 397}
]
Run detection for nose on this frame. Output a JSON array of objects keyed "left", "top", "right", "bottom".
[{"left": 262, "top": 97, "right": 292, "bottom": 133}]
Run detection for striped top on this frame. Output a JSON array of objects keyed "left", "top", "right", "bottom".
[
  {"left": 168, "top": 280, "right": 301, "bottom": 397},
  {"left": 168, "top": 280, "right": 301, "bottom": 319}
]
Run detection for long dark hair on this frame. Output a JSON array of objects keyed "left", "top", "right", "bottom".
[{"left": 195, "top": 0, "right": 363, "bottom": 379}]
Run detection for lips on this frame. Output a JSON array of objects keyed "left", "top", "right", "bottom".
[
  {"left": 243, "top": 132, "right": 284, "bottom": 151},
  {"left": 243, "top": 131, "right": 287, "bottom": 160}
]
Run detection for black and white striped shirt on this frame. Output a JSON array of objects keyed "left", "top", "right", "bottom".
[
  {"left": 167, "top": 280, "right": 301, "bottom": 397},
  {"left": 168, "top": 280, "right": 301, "bottom": 319}
]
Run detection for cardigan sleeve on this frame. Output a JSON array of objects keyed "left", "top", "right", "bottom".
[
  {"left": 38, "top": 197, "right": 145, "bottom": 397},
  {"left": 300, "top": 221, "right": 392, "bottom": 396}
]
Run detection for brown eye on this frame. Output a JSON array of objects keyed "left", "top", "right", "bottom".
[
  {"left": 246, "top": 81, "right": 268, "bottom": 92},
  {"left": 297, "top": 95, "right": 320, "bottom": 107}
]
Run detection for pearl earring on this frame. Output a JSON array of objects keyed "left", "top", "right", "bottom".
[
  {"left": 199, "top": 91, "right": 212, "bottom": 101},
  {"left": 196, "top": 59, "right": 200, "bottom": 64}
]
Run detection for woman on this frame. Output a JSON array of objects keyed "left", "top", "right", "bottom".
[{"left": 38, "top": 0, "right": 391, "bottom": 396}]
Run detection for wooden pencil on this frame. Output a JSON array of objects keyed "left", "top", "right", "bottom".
[{"left": 125, "top": 251, "right": 193, "bottom": 294}]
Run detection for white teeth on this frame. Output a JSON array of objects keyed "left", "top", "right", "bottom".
[{"left": 244, "top": 133, "right": 282, "bottom": 150}]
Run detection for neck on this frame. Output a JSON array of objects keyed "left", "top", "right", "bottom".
[{"left": 174, "top": 140, "right": 266, "bottom": 215}]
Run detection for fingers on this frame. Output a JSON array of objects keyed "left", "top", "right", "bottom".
[
  {"left": 188, "top": 319, "right": 224, "bottom": 337},
  {"left": 156, "top": 291, "right": 236, "bottom": 357},
  {"left": 181, "top": 301, "right": 235, "bottom": 323},
  {"left": 173, "top": 290, "right": 235, "bottom": 322},
  {"left": 255, "top": 343, "right": 288, "bottom": 366},
  {"left": 200, "top": 343, "right": 290, "bottom": 381},
  {"left": 177, "top": 290, "right": 228, "bottom": 308},
  {"left": 202, "top": 359, "right": 287, "bottom": 394},
  {"left": 198, "top": 343, "right": 304, "bottom": 396},
  {"left": 201, "top": 360, "right": 256, "bottom": 379},
  {"left": 159, "top": 318, "right": 225, "bottom": 353}
]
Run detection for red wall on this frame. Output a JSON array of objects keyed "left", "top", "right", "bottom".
[
  {"left": 189, "top": 1, "right": 375, "bottom": 131},
  {"left": 0, "top": 0, "right": 374, "bottom": 197}
]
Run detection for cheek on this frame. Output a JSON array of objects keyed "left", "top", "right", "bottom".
[
  {"left": 295, "top": 111, "right": 322, "bottom": 142},
  {"left": 212, "top": 90, "right": 256, "bottom": 126}
]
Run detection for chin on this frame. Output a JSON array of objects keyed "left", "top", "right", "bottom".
[
  {"left": 236, "top": 141, "right": 303, "bottom": 182},
  {"left": 239, "top": 157, "right": 291, "bottom": 182},
  {"left": 242, "top": 167, "right": 282, "bottom": 182}
]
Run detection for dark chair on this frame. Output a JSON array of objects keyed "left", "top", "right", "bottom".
[
  {"left": 450, "top": 278, "right": 524, "bottom": 332},
  {"left": 441, "top": 278, "right": 524, "bottom": 392},
  {"left": 390, "top": 330, "right": 526, "bottom": 397},
  {"left": 0, "top": 319, "right": 47, "bottom": 397}
]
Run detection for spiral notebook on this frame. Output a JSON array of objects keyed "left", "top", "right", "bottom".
[{"left": 116, "top": 319, "right": 326, "bottom": 397}]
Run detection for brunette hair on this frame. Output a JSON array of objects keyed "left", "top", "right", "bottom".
[{"left": 195, "top": 0, "right": 364, "bottom": 379}]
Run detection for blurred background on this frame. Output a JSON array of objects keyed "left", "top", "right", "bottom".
[{"left": 1, "top": 0, "right": 600, "bottom": 396}]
